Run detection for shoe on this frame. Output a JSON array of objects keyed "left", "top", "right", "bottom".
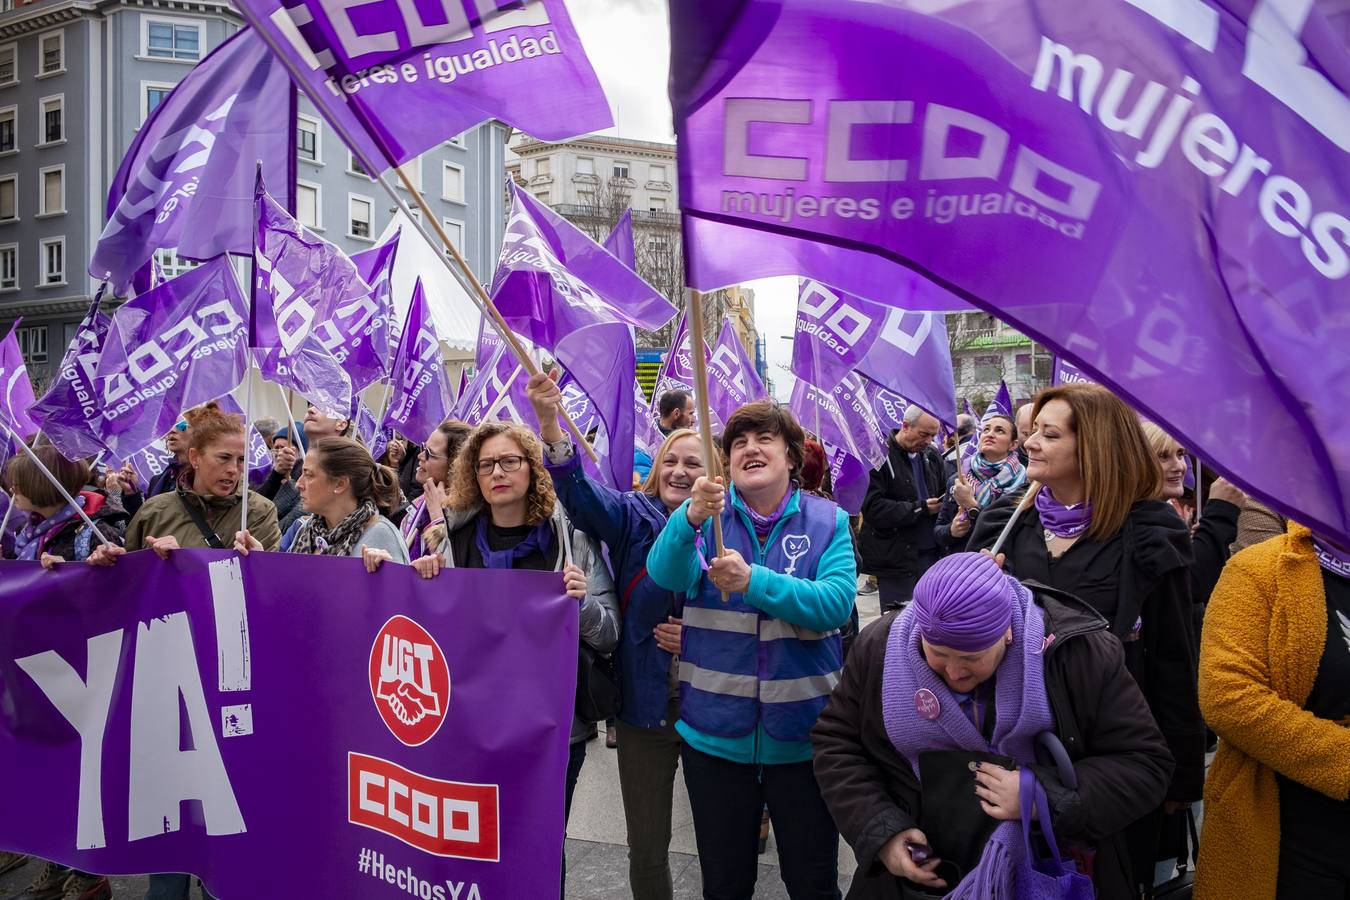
[
  {"left": 605, "top": 724, "right": 618, "bottom": 749},
  {"left": 12, "top": 859, "right": 74, "bottom": 900},
  {"left": 858, "top": 578, "right": 878, "bottom": 595},
  {"left": 60, "top": 873, "right": 111, "bottom": 900},
  {"left": 0, "top": 851, "right": 31, "bottom": 875},
  {"left": 586, "top": 725, "right": 599, "bottom": 742},
  {"left": 757, "top": 807, "right": 770, "bottom": 855}
]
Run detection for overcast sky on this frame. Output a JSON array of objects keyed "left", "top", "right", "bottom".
[{"left": 566, "top": 0, "right": 800, "bottom": 398}]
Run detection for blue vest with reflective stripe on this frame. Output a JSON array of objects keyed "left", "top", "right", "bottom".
[{"left": 679, "top": 489, "right": 844, "bottom": 743}]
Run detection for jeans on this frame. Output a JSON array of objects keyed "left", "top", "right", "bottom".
[
  {"left": 681, "top": 744, "right": 840, "bottom": 900},
  {"left": 144, "top": 874, "right": 214, "bottom": 900},
  {"left": 561, "top": 738, "right": 588, "bottom": 898},
  {"left": 616, "top": 700, "right": 683, "bottom": 900},
  {"left": 878, "top": 550, "right": 939, "bottom": 613}
]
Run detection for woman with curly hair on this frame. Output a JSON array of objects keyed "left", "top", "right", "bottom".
[{"left": 400, "top": 420, "right": 618, "bottom": 873}]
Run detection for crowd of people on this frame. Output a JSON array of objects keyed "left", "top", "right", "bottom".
[{"left": 0, "top": 379, "right": 1346, "bottom": 900}]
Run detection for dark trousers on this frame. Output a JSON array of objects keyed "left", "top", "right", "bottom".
[
  {"left": 877, "top": 550, "right": 938, "bottom": 613},
  {"left": 1277, "top": 835, "right": 1350, "bottom": 899},
  {"left": 145, "top": 874, "right": 214, "bottom": 900},
  {"left": 616, "top": 701, "right": 683, "bottom": 900},
  {"left": 560, "top": 738, "right": 587, "bottom": 898},
  {"left": 681, "top": 744, "right": 841, "bottom": 900}
]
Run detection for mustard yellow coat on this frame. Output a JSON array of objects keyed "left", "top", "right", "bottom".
[{"left": 1196, "top": 522, "right": 1350, "bottom": 900}]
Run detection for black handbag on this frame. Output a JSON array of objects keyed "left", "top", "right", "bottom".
[
  {"left": 1150, "top": 809, "right": 1200, "bottom": 899},
  {"left": 916, "top": 749, "right": 1016, "bottom": 883},
  {"left": 574, "top": 643, "right": 619, "bottom": 723}
]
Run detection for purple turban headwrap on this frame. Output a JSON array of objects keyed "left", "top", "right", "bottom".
[{"left": 912, "top": 552, "right": 1015, "bottom": 652}]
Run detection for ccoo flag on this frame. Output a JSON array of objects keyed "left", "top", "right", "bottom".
[
  {"left": 235, "top": 0, "right": 611, "bottom": 174},
  {"left": 670, "top": 0, "right": 1350, "bottom": 544},
  {"left": 0, "top": 322, "right": 39, "bottom": 444},
  {"left": 31, "top": 295, "right": 112, "bottom": 459},
  {"left": 91, "top": 29, "right": 293, "bottom": 293},
  {"left": 93, "top": 256, "right": 250, "bottom": 457},
  {"left": 383, "top": 278, "right": 454, "bottom": 444},
  {"left": 253, "top": 175, "right": 365, "bottom": 415},
  {"left": 705, "top": 318, "right": 768, "bottom": 425},
  {"left": 791, "top": 279, "right": 956, "bottom": 427}
]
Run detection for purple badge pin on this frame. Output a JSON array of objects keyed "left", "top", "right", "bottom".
[{"left": 915, "top": 688, "right": 941, "bottom": 720}]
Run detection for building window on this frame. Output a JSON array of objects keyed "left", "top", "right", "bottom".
[
  {"left": 613, "top": 162, "right": 629, "bottom": 180},
  {"left": 39, "top": 165, "right": 62, "bottom": 215},
  {"left": 348, "top": 195, "right": 373, "bottom": 239},
  {"left": 649, "top": 198, "right": 666, "bottom": 213},
  {"left": 533, "top": 190, "right": 549, "bottom": 205},
  {"left": 39, "top": 95, "right": 62, "bottom": 144},
  {"left": 17, "top": 325, "right": 46, "bottom": 363},
  {"left": 0, "top": 43, "right": 15, "bottom": 86},
  {"left": 348, "top": 150, "right": 370, "bottom": 179},
  {"left": 154, "top": 248, "right": 198, "bottom": 279},
  {"left": 0, "top": 107, "right": 14, "bottom": 153},
  {"left": 536, "top": 157, "right": 550, "bottom": 177},
  {"left": 296, "top": 181, "right": 320, "bottom": 229},
  {"left": 576, "top": 157, "right": 593, "bottom": 176},
  {"left": 40, "top": 237, "right": 63, "bottom": 285},
  {"left": 973, "top": 354, "right": 1001, "bottom": 383},
  {"left": 38, "top": 31, "right": 63, "bottom": 75},
  {"left": 1015, "top": 353, "right": 1032, "bottom": 379},
  {"left": 441, "top": 218, "right": 463, "bottom": 255},
  {"left": 296, "top": 114, "right": 320, "bottom": 163},
  {"left": 0, "top": 175, "right": 15, "bottom": 222},
  {"left": 145, "top": 18, "right": 202, "bottom": 61},
  {"left": 649, "top": 163, "right": 667, "bottom": 182},
  {"left": 0, "top": 244, "right": 15, "bottom": 289},
  {"left": 441, "top": 162, "right": 464, "bottom": 203},
  {"left": 395, "top": 158, "right": 420, "bottom": 191},
  {"left": 142, "top": 83, "right": 174, "bottom": 122}
]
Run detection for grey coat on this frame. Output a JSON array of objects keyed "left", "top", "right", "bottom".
[{"left": 433, "top": 503, "right": 620, "bottom": 743}]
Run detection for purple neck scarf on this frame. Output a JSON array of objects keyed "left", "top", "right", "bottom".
[
  {"left": 13, "top": 499, "right": 84, "bottom": 561},
  {"left": 881, "top": 577, "right": 1054, "bottom": 899},
  {"left": 742, "top": 484, "right": 793, "bottom": 538},
  {"left": 475, "top": 515, "right": 554, "bottom": 570},
  {"left": 1035, "top": 487, "right": 1093, "bottom": 538},
  {"left": 1313, "top": 536, "right": 1350, "bottom": 580}
]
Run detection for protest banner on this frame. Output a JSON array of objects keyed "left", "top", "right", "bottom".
[{"left": 0, "top": 551, "right": 577, "bottom": 898}]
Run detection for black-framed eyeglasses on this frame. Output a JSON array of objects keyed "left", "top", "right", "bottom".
[{"left": 475, "top": 455, "right": 526, "bottom": 476}]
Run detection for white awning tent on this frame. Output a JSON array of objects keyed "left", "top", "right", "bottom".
[{"left": 377, "top": 209, "right": 481, "bottom": 362}]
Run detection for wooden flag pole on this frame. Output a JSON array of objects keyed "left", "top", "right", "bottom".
[
  {"left": 385, "top": 166, "right": 598, "bottom": 462},
  {"left": 686, "top": 289, "right": 728, "bottom": 603},
  {"left": 990, "top": 481, "right": 1040, "bottom": 558}
]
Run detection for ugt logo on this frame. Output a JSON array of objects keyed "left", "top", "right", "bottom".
[{"left": 368, "top": 615, "right": 451, "bottom": 747}]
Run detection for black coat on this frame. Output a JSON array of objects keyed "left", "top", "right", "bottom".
[
  {"left": 811, "top": 586, "right": 1173, "bottom": 900},
  {"left": 968, "top": 497, "right": 1205, "bottom": 806},
  {"left": 859, "top": 439, "right": 945, "bottom": 578}
]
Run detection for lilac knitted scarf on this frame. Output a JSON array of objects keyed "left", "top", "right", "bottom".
[{"left": 881, "top": 577, "right": 1054, "bottom": 898}]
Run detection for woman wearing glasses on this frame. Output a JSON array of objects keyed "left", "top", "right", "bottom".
[
  {"left": 399, "top": 420, "right": 472, "bottom": 559},
  {"left": 405, "top": 421, "right": 618, "bottom": 841}
]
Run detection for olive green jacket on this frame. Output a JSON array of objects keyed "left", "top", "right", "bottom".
[{"left": 125, "top": 487, "right": 281, "bottom": 552}]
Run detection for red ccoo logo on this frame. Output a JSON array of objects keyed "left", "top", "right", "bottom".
[{"left": 368, "top": 615, "right": 450, "bottom": 747}]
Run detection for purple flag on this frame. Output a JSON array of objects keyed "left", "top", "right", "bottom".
[
  {"left": 988, "top": 381, "right": 1013, "bottom": 418},
  {"left": 791, "top": 279, "right": 956, "bottom": 428},
  {"left": 454, "top": 341, "right": 532, "bottom": 427},
  {"left": 706, "top": 319, "right": 768, "bottom": 425},
  {"left": 1052, "top": 357, "right": 1094, "bottom": 386},
  {"left": 788, "top": 375, "right": 886, "bottom": 515},
  {"left": 0, "top": 322, "right": 38, "bottom": 444},
  {"left": 383, "top": 279, "right": 454, "bottom": 445},
  {"left": 92, "top": 257, "right": 249, "bottom": 457},
  {"left": 326, "top": 232, "right": 400, "bottom": 393},
  {"left": 864, "top": 376, "right": 909, "bottom": 433},
  {"left": 253, "top": 175, "right": 363, "bottom": 415},
  {"left": 352, "top": 399, "right": 391, "bottom": 461},
  {"left": 671, "top": 0, "right": 1350, "bottom": 544},
  {"left": 32, "top": 297, "right": 111, "bottom": 459},
  {"left": 604, "top": 209, "right": 636, "bottom": 271},
  {"left": 649, "top": 310, "right": 707, "bottom": 413},
  {"left": 0, "top": 551, "right": 577, "bottom": 898},
  {"left": 236, "top": 0, "right": 611, "bottom": 173},
  {"left": 633, "top": 379, "right": 663, "bottom": 457},
  {"left": 91, "top": 29, "right": 292, "bottom": 293},
  {"left": 490, "top": 185, "right": 673, "bottom": 490},
  {"left": 124, "top": 439, "right": 176, "bottom": 489}
]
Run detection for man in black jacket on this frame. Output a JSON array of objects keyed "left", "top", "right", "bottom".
[{"left": 859, "top": 406, "right": 944, "bottom": 613}]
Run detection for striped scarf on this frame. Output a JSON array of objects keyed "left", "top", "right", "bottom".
[{"left": 968, "top": 453, "right": 1027, "bottom": 508}]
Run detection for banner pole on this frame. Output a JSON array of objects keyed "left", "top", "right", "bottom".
[
  {"left": 686, "top": 289, "right": 728, "bottom": 604},
  {"left": 0, "top": 421, "right": 112, "bottom": 549},
  {"left": 241, "top": 368, "right": 252, "bottom": 536},
  {"left": 278, "top": 381, "right": 305, "bottom": 461},
  {"left": 989, "top": 480, "right": 1040, "bottom": 558}
]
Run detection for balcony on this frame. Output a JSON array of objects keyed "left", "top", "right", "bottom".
[{"left": 553, "top": 205, "right": 681, "bottom": 228}]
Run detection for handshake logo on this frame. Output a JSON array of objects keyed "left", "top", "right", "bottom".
[{"left": 368, "top": 615, "right": 451, "bottom": 747}]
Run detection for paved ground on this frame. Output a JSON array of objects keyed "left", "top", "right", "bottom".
[{"left": 0, "top": 584, "right": 883, "bottom": 900}]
